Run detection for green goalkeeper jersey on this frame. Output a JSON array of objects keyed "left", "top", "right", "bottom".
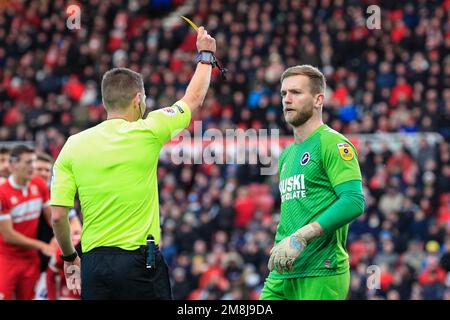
[{"left": 270, "top": 124, "right": 362, "bottom": 279}]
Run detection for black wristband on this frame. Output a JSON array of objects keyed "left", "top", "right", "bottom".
[
  {"left": 61, "top": 251, "right": 78, "bottom": 262},
  {"left": 196, "top": 50, "right": 216, "bottom": 65},
  {"left": 196, "top": 50, "right": 228, "bottom": 80}
]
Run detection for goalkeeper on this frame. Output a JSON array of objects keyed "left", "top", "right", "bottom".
[{"left": 260, "top": 65, "right": 365, "bottom": 300}]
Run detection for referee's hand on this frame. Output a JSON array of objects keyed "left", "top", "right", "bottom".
[
  {"left": 196, "top": 26, "right": 216, "bottom": 53},
  {"left": 64, "top": 256, "right": 81, "bottom": 296}
]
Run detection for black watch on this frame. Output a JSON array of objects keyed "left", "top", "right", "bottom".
[
  {"left": 196, "top": 50, "right": 216, "bottom": 65},
  {"left": 61, "top": 251, "right": 78, "bottom": 262}
]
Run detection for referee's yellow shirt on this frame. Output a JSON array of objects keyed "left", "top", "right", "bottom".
[{"left": 50, "top": 101, "right": 191, "bottom": 253}]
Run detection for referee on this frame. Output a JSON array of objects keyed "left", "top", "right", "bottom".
[{"left": 50, "top": 27, "right": 216, "bottom": 300}]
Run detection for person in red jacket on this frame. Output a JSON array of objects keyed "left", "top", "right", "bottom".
[
  {"left": 418, "top": 252, "right": 447, "bottom": 286},
  {"left": 234, "top": 187, "right": 256, "bottom": 229}
]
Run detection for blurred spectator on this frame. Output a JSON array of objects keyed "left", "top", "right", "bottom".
[{"left": 233, "top": 186, "right": 256, "bottom": 229}]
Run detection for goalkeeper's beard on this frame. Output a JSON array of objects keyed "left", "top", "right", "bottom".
[{"left": 284, "top": 102, "right": 314, "bottom": 127}]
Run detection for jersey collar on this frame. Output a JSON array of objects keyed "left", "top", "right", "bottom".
[
  {"left": 294, "top": 124, "right": 327, "bottom": 145},
  {"left": 8, "top": 175, "right": 29, "bottom": 196}
]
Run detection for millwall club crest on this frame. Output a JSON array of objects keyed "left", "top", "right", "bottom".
[{"left": 300, "top": 152, "right": 310, "bottom": 166}]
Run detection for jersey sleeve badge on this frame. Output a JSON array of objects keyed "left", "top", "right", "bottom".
[
  {"left": 337, "top": 143, "right": 354, "bottom": 161},
  {"left": 158, "top": 107, "right": 177, "bottom": 116}
]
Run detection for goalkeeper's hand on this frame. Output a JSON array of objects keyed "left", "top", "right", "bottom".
[{"left": 268, "top": 222, "right": 323, "bottom": 273}]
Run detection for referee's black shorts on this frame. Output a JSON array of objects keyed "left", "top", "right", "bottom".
[{"left": 81, "top": 246, "right": 172, "bottom": 300}]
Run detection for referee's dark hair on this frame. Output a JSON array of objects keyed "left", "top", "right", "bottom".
[
  {"left": 101, "top": 68, "right": 144, "bottom": 111},
  {"left": 10, "top": 145, "right": 34, "bottom": 162}
]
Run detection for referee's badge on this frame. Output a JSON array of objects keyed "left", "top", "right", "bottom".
[
  {"left": 300, "top": 152, "right": 310, "bottom": 166},
  {"left": 159, "top": 107, "right": 177, "bottom": 117},
  {"left": 337, "top": 143, "right": 354, "bottom": 161}
]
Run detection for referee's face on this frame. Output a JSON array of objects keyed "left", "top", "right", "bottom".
[{"left": 281, "top": 75, "right": 315, "bottom": 127}]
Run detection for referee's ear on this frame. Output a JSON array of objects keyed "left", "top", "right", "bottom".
[{"left": 133, "top": 92, "right": 141, "bottom": 109}]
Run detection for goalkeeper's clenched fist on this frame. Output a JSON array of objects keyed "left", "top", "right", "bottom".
[{"left": 268, "top": 222, "right": 323, "bottom": 273}]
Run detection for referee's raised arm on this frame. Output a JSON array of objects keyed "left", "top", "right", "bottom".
[{"left": 181, "top": 26, "right": 216, "bottom": 112}]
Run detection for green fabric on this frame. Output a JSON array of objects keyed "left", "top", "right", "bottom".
[
  {"left": 316, "top": 180, "right": 364, "bottom": 234},
  {"left": 50, "top": 101, "right": 191, "bottom": 253},
  {"left": 260, "top": 270, "right": 350, "bottom": 300},
  {"left": 270, "top": 124, "right": 362, "bottom": 279}
]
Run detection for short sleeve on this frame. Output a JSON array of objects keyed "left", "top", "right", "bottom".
[
  {"left": 142, "top": 100, "right": 192, "bottom": 145},
  {"left": 50, "top": 138, "right": 77, "bottom": 207},
  {"left": 321, "top": 133, "right": 362, "bottom": 188}
]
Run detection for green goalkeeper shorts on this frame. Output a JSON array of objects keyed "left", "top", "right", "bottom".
[{"left": 259, "top": 270, "right": 350, "bottom": 300}]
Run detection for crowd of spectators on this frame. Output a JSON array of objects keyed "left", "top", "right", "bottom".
[{"left": 0, "top": 0, "right": 449, "bottom": 299}]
